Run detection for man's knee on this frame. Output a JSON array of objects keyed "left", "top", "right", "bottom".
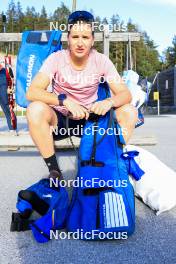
[
  {"left": 116, "top": 104, "right": 138, "bottom": 125},
  {"left": 26, "top": 101, "right": 50, "bottom": 124}
]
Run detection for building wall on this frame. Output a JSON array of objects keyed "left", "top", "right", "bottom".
[{"left": 148, "top": 66, "right": 176, "bottom": 107}]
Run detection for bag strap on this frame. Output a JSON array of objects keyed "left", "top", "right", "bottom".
[
  {"left": 80, "top": 109, "right": 115, "bottom": 167},
  {"left": 21, "top": 31, "right": 31, "bottom": 46},
  {"left": 49, "top": 30, "right": 62, "bottom": 52},
  {"left": 10, "top": 212, "right": 31, "bottom": 232},
  {"left": 47, "top": 31, "right": 58, "bottom": 50},
  {"left": 95, "top": 108, "right": 114, "bottom": 146}
]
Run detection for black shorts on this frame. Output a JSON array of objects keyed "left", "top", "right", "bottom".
[{"left": 52, "top": 109, "right": 86, "bottom": 140}]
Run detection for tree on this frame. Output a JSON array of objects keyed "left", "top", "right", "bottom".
[
  {"left": 110, "top": 14, "right": 124, "bottom": 73},
  {"left": 52, "top": 2, "right": 70, "bottom": 24},
  {"left": 16, "top": 1, "right": 24, "bottom": 32},
  {"left": 164, "top": 36, "right": 176, "bottom": 68},
  {"left": 127, "top": 18, "right": 138, "bottom": 32},
  {"left": 40, "top": 6, "right": 47, "bottom": 19},
  {"left": 23, "top": 6, "right": 38, "bottom": 30},
  {"left": 0, "top": 2, "right": 163, "bottom": 73},
  {"left": 38, "top": 6, "right": 48, "bottom": 29},
  {"left": 101, "top": 17, "right": 108, "bottom": 24},
  {"left": 110, "top": 14, "right": 120, "bottom": 29},
  {"left": 6, "top": 0, "right": 17, "bottom": 32}
]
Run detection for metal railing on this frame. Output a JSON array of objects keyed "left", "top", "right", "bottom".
[{"left": 0, "top": 31, "right": 140, "bottom": 57}]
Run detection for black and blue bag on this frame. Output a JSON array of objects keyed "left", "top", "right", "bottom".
[
  {"left": 66, "top": 83, "right": 136, "bottom": 240},
  {"left": 11, "top": 178, "right": 69, "bottom": 243},
  {"left": 16, "top": 30, "right": 62, "bottom": 108}
]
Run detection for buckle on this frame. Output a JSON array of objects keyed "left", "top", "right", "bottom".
[
  {"left": 81, "top": 159, "right": 104, "bottom": 167},
  {"left": 88, "top": 113, "right": 102, "bottom": 122}
]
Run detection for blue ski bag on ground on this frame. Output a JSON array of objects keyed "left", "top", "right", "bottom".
[
  {"left": 66, "top": 82, "right": 135, "bottom": 240},
  {"left": 16, "top": 30, "right": 62, "bottom": 108}
]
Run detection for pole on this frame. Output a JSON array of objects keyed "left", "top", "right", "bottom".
[
  {"left": 3, "top": 24, "right": 6, "bottom": 33},
  {"left": 126, "top": 44, "right": 129, "bottom": 70},
  {"left": 157, "top": 72, "right": 160, "bottom": 116},
  {"left": 103, "top": 24, "right": 110, "bottom": 57},
  {"left": 72, "top": 0, "right": 77, "bottom": 12},
  {"left": 128, "top": 36, "right": 133, "bottom": 70},
  {"left": 134, "top": 48, "right": 136, "bottom": 71},
  {"left": 2, "top": 15, "right": 6, "bottom": 33},
  {"left": 158, "top": 97, "right": 160, "bottom": 116},
  {"left": 3, "top": 15, "right": 8, "bottom": 55}
]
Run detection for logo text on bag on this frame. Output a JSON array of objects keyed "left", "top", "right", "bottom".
[{"left": 26, "top": 54, "right": 35, "bottom": 91}]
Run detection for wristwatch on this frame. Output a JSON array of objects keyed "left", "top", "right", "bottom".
[
  {"left": 106, "top": 97, "right": 115, "bottom": 108},
  {"left": 58, "top": 94, "right": 67, "bottom": 106}
]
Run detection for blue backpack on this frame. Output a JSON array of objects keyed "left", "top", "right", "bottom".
[
  {"left": 16, "top": 30, "right": 62, "bottom": 108},
  {"left": 66, "top": 83, "right": 137, "bottom": 240}
]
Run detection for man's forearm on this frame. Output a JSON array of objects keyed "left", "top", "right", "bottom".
[
  {"left": 111, "top": 90, "right": 132, "bottom": 108},
  {"left": 107, "top": 81, "right": 132, "bottom": 108},
  {"left": 26, "top": 88, "right": 59, "bottom": 106}
]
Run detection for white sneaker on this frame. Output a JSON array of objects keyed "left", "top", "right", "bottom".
[{"left": 9, "top": 130, "right": 18, "bottom": 136}]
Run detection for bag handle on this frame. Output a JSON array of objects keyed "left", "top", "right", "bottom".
[
  {"left": 48, "top": 30, "right": 62, "bottom": 52},
  {"left": 21, "top": 30, "right": 61, "bottom": 49},
  {"left": 47, "top": 30, "right": 58, "bottom": 49},
  {"left": 21, "top": 31, "right": 31, "bottom": 46}
]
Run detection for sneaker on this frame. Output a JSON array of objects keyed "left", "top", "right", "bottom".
[
  {"left": 0, "top": 130, "right": 18, "bottom": 136},
  {"left": 48, "top": 170, "right": 63, "bottom": 181},
  {"left": 9, "top": 130, "right": 18, "bottom": 136}
]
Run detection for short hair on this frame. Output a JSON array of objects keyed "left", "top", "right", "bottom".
[
  {"left": 67, "top": 20, "right": 94, "bottom": 36},
  {"left": 67, "top": 11, "right": 94, "bottom": 36}
]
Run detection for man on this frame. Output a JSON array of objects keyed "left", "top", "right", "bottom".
[
  {"left": 26, "top": 11, "right": 138, "bottom": 179},
  {"left": 0, "top": 59, "right": 17, "bottom": 135}
]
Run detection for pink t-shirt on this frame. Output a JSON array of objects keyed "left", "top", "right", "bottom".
[{"left": 39, "top": 48, "right": 121, "bottom": 115}]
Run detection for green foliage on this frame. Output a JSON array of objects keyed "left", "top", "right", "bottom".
[{"left": 164, "top": 36, "right": 176, "bottom": 68}]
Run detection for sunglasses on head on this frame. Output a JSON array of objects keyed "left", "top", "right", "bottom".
[{"left": 68, "top": 11, "right": 94, "bottom": 24}]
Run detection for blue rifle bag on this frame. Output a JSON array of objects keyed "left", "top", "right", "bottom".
[
  {"left": 16, "top": 30, "right": 62, "bottom": 108},
  {"left": 66, "top": 82, "right": 135, "bottom": 240}
]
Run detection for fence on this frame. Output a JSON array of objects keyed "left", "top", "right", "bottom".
[{"left": 0, "top": 30, "right": 140, "bottom": 56}]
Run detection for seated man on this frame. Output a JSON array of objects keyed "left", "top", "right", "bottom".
[{"left": 26, "top": 10, "right": 138, "bottom": 179}]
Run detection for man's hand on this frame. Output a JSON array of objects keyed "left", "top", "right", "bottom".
[
  {"left": 90, "top": 98, "right": 114, "bottom": 116},
  {"left": 64, "top": 99, "right": 89, "bottom": 120}
]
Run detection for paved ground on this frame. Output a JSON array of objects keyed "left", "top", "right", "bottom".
[{"left": 0, "top": 115, "right": 176, "bottom": 264}]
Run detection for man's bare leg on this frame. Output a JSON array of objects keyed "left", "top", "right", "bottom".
[
  {"left": 26, "top": 101, "right": 63, "bottom": 178},
  {"left": 26, "top": 101, "right": 58, "bottom": 158},
  {"left": 115, "top": 104, "right": 138, "bottom": 144}
]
